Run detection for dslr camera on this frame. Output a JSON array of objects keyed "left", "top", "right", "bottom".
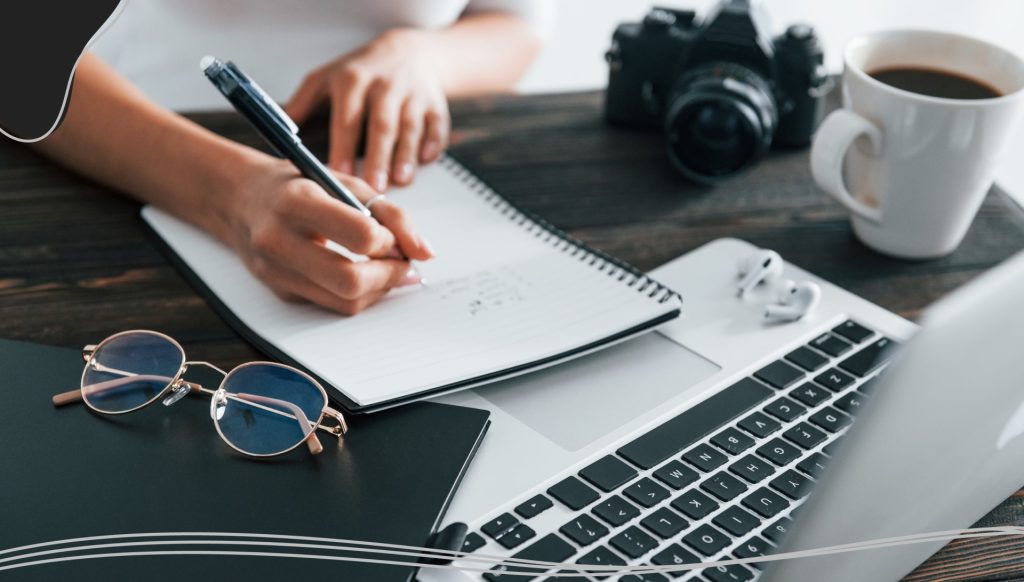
[{"left": 605, "top": 0, "right": 829, "bottom": 183}]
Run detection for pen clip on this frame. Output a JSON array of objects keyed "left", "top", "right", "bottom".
[{"left": 224, "top": 61, "right": 299, "bottom": 136}]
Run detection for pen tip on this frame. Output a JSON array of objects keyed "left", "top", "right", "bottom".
[{"left": 199, "top": 55, "right": 217, "bottom": 72}]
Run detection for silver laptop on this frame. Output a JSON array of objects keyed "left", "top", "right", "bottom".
[{"left": 421, "top": 237, "right": 1024, "bottom": 581}]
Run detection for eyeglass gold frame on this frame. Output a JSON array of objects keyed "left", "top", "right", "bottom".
[{"left": 52, "top": 329, "right": 348, "bottom": 457}]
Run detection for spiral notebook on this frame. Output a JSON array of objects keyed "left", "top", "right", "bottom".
[{"left": 143, "top": 157, "right": 682, "bottom": 412}]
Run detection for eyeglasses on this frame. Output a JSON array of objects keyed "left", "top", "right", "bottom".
[{"left": 52, "top": 330, "right": 348, "bottom": 457}]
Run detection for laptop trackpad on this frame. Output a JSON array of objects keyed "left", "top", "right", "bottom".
[{"left": 474, "top": 333, "right": 721, "bottom": 452}]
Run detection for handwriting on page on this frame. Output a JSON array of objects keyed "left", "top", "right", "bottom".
[{"left": 432, "top": 268, "right": 529, "bottom": 316}]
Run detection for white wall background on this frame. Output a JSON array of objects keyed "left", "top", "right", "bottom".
[{"left": 518, "top": 0, "right": 1024, "bottom": 204}]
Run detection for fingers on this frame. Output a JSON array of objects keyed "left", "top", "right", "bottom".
[
  {"left": 254, "top": 260, "right": 393, "bottom": 316},
  {"left": 391, "top": 100, "right": 423, "bottom": 186},
  {"left": 263, "top": 228, "right": 421, "bottom": 299},
  {"left": 420, "top": 107, "right": 450, "bottom": 164},
  {"left": 327, "top": 70, "right": 370, "bottom": 175},
  {"left": 362, "top": 81, "right": 402, "bottom": 192},
  {"left": 273, "top": 179, "right": 397, "bottom": 258},
  {"left": 365, "top": 197, "right": 434, "bottom": 260},
  {"left": 285, "top": 69, "right": 328, "bottom": 126}
]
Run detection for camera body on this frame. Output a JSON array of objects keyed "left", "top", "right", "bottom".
[{"left": 605, "top": 0, "right": 828, "bottom": 183}]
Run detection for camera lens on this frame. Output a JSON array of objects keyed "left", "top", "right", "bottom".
[{"left": 664, "top": 62, "right": 777, "bottom": 183}]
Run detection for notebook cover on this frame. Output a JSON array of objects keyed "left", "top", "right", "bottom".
[{"left": 0, "top": 338, "right": 489, "bottom": 582}]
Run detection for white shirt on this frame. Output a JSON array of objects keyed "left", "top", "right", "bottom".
[{"left": 92, "top": 0, "right": 554, "bottom": 111}]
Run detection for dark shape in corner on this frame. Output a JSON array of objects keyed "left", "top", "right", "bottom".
[{"left": 0, "top": 0, "right": 123, "bottom": 142}]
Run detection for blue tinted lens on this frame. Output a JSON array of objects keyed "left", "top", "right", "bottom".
[
  {"left": 215, "top": 364, "right": 327, "bottom": 456},
  {"left": 82, "top": 331, "right": 184, "bottom": 413}
]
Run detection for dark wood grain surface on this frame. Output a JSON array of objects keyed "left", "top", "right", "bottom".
[{"left": 2, "top": 89, "right": 1024, "bottom": 580}]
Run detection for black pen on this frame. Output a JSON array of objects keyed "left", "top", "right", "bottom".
[{"left": 200, "top": 55, "right": 373, "bottom": 217}]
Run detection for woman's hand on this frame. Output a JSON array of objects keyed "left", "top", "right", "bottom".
[
  {"left": 221, "top": 156, "right": 434, "bottom": 315},
  {"left": 285, "top": 29, "right": 451, "bottom": 192}
]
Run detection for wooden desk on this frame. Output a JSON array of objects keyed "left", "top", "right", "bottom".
[{"left": 2, "top": 90, "right": 1024, "bottom": 580}]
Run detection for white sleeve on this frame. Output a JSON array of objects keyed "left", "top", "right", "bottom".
[{"left": 463, "top": 0, "right": 556, "bottom": 41}]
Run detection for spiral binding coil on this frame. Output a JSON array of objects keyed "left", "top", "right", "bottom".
[{"left": 439, "top": 156, "right": 682, "bottom": 305}]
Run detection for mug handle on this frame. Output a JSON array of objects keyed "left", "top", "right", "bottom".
[{"left": 811, "top": 109, "right": 884, "bottom": 223}]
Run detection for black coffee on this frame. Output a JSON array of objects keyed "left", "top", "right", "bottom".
[{"left": 869, "top": 66, "right": 1002, "bottom": 100}]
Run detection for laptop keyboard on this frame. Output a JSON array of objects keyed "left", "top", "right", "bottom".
[{"left": 458, "top": 319, "right": 898, "bottom": 581}]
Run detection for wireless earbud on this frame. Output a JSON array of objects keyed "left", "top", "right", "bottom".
[
  {"left": 737, "top": 249, "right": 784, "bottom": 297},
  {"left": 764, "top": 280, "right": 822, "bottom": 322}
]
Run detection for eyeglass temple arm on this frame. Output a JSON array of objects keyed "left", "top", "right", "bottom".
[
  {"left": 232, "top": 393, "right": 325, "bottom": 455},
  {"left": 51, "top": 374, "right": 180, "bottom": 407}
]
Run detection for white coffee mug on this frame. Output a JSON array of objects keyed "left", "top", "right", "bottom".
[{"left": 811, "top": 30, "right": 1024, "bottom": 259}]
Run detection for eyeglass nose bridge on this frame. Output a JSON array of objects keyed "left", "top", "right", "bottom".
[{"left": 182, "top": 360, "right": 228, "bottom": 378}]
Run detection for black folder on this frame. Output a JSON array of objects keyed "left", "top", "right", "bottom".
[{"left": 0, "top": 338, "right": 489, "bottom": 581}]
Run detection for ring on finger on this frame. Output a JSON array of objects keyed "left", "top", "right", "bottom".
[{"left": 365, "top": 194, "right": 388, "bottom": 212}]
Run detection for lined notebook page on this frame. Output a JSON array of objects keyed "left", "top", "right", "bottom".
[{"left": 143, "top": 158, "right": 680, "bottom": 406}]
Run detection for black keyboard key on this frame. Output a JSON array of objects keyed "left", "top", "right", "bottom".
[
  {"left": 484, "top": 533, "right": 575, "bottom": 581},
  {"left": 713, "top": 506, "right": 760, "bottom": 536},
  {"left": 704, "top": 564, "right": 755, "bottom": 582},
  {"left": 653, "top": 460, "right": 699, "bottom": 490},
  {"left": 762, "top": 397, "right": 806, "bottom": 422},
  {"left": 481, "top": 512, "right": 519, "bottom": 540},
  {"left": 833, "top": 320, "right": 874, "bottom": 344},
  {"left": 754, "top": 360, "right": 805, "bottom": 389},
  {"left": 770, "top": 469, "right": 813, "bottom": 500},
  {"left": 641, "top": 506, "right": 688, "bottom": 539},
  {"left": 741, "top": 488, "right": 789, "bottom": 518},
  {"left": 617, "top": 378, "right": 773, "bottom": 469},
  {"left": 763, "top": 517, "right": 793, "bottom": 544},
  {"left": 858, "top": 377, "right": 879, "bottom": 394},
  {"left": 784, "top": 422, "right": 827, "bottom": 449},
  {"left": 840, "top": 337, "right": 899, "bottom": 377},
  {"left": 734, "top": 535, "right": 774, "bottom": 567},
  {"left": 810, "top": 332, "right": 853, "bottom": 357},
  {"left": 651, "top": 543, "right": 700, "bottom": 576},
  {"left": 823, "top": 440, "right": 840, "bottom": 456},
  {"left": 701, "top": 471, "right": 748, "bottom": 501},
  {"left": 711, "top": 427, "right": 755, "bottom": 455},
  {"left": 797, "top": 453, "right": 829, "bottom": 478},
  {"left": 624, "top": 477, "right": 670, "bottom": 508},
  {"left": 621, "top": 575, "right": 669, "bottom": 582},
  {"left": 496, "top": 524, "right": 536, "bottom": 549},
  {"left": 515, "top": 494, "right": 553, "bottom": 519},
  {"left": 814, "top": 368, "right": 855, "bottom": 392},
  {"left": 549, "top": 476, "right": 600, "bottom": 510},
  {"left": 671, "top": 489, "right": 719, "bottom": 520},
  {"left": 683, "top": 443, "right": 728, "bottom": 472},
  {"left": 610, "top": 526, "right": 658, "bottom": 559},
  {"left": 738, "top": 411, "right": 781, "bottom": 438},
  {"left": 559, "top": 514, "right": 609, "bottom": 547},
  {"left": 580, "top": 455, "right": 639, "bottom": 492},
  {"left": 785, "top": 346, "right": 828, "bottom": 372},
  {"left": 592, "top": 495, "right": 640, "bottom": 527},
  {"left": 834, "top": 391, "right": 865, "bottom": 414},
  {"left": 729, "top": 455, "right": 776, "bottom": 483},
  {"left": 810, "top": 407, "right": 853, "bottom": 433},
  {"left": 756, "top": 438, "right": 801, "bottom": 466},
  {"left": 791, "top": 383, "right": 829, "bottom": 407},
  {"left": 682, "top": 524, "right": 731, "bottom": 556},
  {"left": 576, "top": 545, "right": 625, "bottom": 579},
  {"left": 462, "top": 531, "right": 485, "bottom": 553}
]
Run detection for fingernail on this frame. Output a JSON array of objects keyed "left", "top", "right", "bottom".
[
  {"left": 372, "top": 170, "right": 388, "bottom": 192},
  {"left": 386, "top": 246, "right": 403, "bottom": 259},
  {"left": 416, "top": 234, "right": 436, "bottom": 258},
  {"left": 398, "top": 266, "right": 422, "bottom": 287},
  {"left": 396, "top": 162, "right": 414, "bottom": 183}
]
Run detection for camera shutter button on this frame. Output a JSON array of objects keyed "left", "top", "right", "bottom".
[{"left": 785, "top": 24, "right": 814, "bottom": 41}]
